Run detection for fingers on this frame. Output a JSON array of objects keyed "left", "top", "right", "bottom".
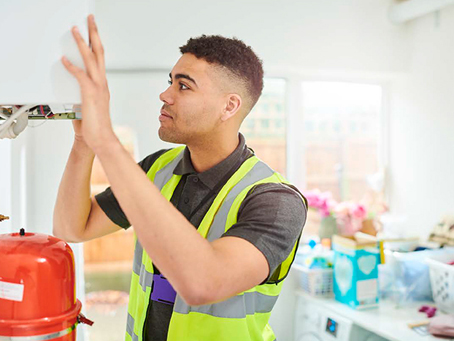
[
  {"left": 88, "top": 15, "right": 106, "bottom": 73},
  {"left": 62, "top": 56, "right": 90, "bottom": 87},
  {"left": 71, "top": 25, "right": 102, "bottom": 83}
]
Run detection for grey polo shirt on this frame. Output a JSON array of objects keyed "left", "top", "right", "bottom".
[{"left": 95, "top": 133, "right": 307, "bottom": 341}]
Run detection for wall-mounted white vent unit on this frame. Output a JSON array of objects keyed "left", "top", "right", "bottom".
[
  {"left": 0, "top": 0, "right": 93, "bottom": 139},
  {"left": 389, "top": 0, "right": 454, "bottom": 24}
]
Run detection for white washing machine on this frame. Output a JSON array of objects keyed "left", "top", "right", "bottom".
[{"left": 294, "top": 294, "right": 388, "bottom": 341}]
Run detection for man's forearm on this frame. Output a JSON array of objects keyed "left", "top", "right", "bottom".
[
  {"left": 53, "top": 139, "right": 95, "bottom": 242},
  {"left": 94, "top": 138, "right": 217, "bottom": 303}
]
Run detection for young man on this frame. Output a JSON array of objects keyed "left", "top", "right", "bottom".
[{"left": 54, "top": 15, "right": 306, "bottom": 341}]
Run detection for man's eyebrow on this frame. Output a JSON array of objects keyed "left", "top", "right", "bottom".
[{"left": 169, "top": 72, "right": 198, "bottom": 87}]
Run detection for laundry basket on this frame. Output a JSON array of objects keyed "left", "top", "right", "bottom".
[
  {"left": 426, "top": 253, "right": 454, "bottom": 313},
  {"left": 293, "top": 264, "right": 333, "bottom": 297}
]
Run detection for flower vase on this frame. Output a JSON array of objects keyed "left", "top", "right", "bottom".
[{"left": 318, "top": 215, "right": 338, "bottom": 240}]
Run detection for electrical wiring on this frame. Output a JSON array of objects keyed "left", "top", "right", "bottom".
[
  {"left": 28, "top": 116, "right": 50, "bottom": 128},
  {"left": 0, "top": 106, "right": 12, "bottom": 120},
  {"left": 38, "top": 105, "right": 54, "bottom": 118},
  {"left": 28, "top": 120, "right": 48, "bottom": 128},
  {"left": 0, "top": 104, "right": 73, "bottom": 137}
]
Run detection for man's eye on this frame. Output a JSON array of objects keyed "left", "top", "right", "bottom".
[
  {"left": 179, "top": 83, "right": 189, "bottom": 90},
  {"left": 168, "top": 80, "right": 172, "bottom": 85}
]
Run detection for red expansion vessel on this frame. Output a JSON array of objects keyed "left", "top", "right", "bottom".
[{"left": 0, "top": 229, "right": 92, "bottom": 340}]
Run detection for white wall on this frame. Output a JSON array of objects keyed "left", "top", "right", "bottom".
[
  {"left": 96, "top": 0, "right": 408, "bottom": 73},
  {"left": 0, "top": 132, "right": 32, "bottom": 234},
  {"left": 0, "top": 139, "right": 12, "bottom": 233},
  {"left": 389, "top": 7, "right": 454, "bottom": 238}
]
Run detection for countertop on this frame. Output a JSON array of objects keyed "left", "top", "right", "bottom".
[{"left": 296, "top": 291, "right": 453, "bottom": 341}]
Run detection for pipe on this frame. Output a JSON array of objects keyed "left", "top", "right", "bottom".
[
  {"left": 389, "top": 0, "right": 454, "bottom": 24},
  {"left": 0, "top": 105, "right": 35, "bottom": 139},
  {"left": 12, "top": 110, "right": 29, "bottom": 136}
]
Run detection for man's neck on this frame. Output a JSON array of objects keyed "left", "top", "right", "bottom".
[{"left": 187, "top": 134, "right": 240, "bottom": 173}]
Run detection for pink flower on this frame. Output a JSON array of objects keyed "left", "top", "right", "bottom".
[
  {"left": 304, "top": 189, "right": 374, "bottom": 236},
  {"left": 334, "top": 202, "right": 350, "bottom": 217},
  {"left": 303, "top": 189, "right": 337, "bottom": 217},
  {"left": 333, "top": 201, "right": 368, "bottom": 236},
  {"left": 351, "top": 204, "right": 367, "bottom": 220},
  {"left": 304, "top": 189, "right": 321, "bottom": 208}
]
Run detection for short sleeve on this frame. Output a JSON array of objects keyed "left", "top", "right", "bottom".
[
  {"left": 221, "top": 182, "right": 307, "bottom": 282},
  {"left": 95, "top": 149, "right": 171, "bottom": 229}
]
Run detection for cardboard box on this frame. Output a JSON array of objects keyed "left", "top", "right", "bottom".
[{"left": 332, "top": 234, "right": 380, "bottom": 309}]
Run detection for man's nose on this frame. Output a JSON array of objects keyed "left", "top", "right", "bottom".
[{"left": 159, "top": 86, "right": 174, "bottom": 105}]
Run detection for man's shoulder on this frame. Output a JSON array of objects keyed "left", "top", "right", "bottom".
[
  {"left": 245, "top": 182, "right": 306, "bottom": 210},
  {"left": 138, "top": 148, "right": 174, "bottom": 173}
]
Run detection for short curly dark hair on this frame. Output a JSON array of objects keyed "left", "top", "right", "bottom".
[{"left": 180, "top": 35, "right": 264, "bottom": 112}]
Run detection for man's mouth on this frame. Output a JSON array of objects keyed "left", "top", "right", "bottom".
[{"left": 159, "top": 109, "right": 173, "bottom": 121}]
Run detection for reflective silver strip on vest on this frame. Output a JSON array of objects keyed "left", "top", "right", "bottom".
[
  {"left": 138, "top": 262, "right": 154, "bottom": 292},
  {"left": 174, "top": 291, "right": 278, "bottom": 318},
  {"left": 132, "top": 239, "right": 154, "bottom": 292},
  {"left": 207, "top": 160, "right": 274, "bottom": 242},
  {"left": 0, "top": 324, "right": 76, "bottom": 341},
  {"left": 126, "top": 313, "right": 139, "bottom": 341},
  {"left": 132, "top": 239, "right": 143, "bottom": 275},
  {"left": 153, "top": 150, "right": 185, "bottom": 190}
]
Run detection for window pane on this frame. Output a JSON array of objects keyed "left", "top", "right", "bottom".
[
  {"left": 242, "top": 78, "right": 287, "bottom": 175},
  {"left": 301, "top": 81, "right": 382, "bottom": 202}
]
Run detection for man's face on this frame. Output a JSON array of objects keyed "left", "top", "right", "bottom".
[{"left": 158, "top": 53, "right": 225, "bottom": 145}]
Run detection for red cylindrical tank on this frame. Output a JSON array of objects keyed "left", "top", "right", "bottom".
[{"left": 0, "top": 229, "right": 92, "bottom": 340}]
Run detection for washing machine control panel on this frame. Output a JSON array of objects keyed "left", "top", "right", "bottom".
[
  {"left": 325, "top": 318, "right": 338, "bottom": 337},
  {"left": 295, "top": 295, "right": 353, "bottom": 340},
  {"left": 321, "top": 314, "right": 352, "bottom": 340}
]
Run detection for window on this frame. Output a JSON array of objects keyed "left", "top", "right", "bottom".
[
  {"left": 300, "top": 81, "right": 382, "bottom": 202},
  {"left": 298, "top": 81, "right": 384, "bottom": 236},
  {"left": 241, "top": 79, "right": 385, "bottom": 238}
]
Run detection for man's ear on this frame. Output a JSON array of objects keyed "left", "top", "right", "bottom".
[{"left": 221, "top": 94, "right": 242, "bottom": 122}]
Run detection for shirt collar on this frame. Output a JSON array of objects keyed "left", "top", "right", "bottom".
[{"left": 173, "top": 133, "right": 251, "bottom": 190}]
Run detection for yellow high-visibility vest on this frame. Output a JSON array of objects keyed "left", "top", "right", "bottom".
[{"left": 125, "top": 147, "right": 304, "bottom": 341}]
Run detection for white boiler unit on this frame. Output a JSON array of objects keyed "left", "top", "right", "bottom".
[{"left": 0, "top": 0, "right": 93, "bottom": 139}]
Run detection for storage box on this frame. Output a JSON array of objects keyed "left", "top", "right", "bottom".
[
  {"left": 381, "top": 248, "right": 454, "bottom": 303},
  {"left": 426, "top": 253, "right": 454, "bottom": 313},
  {"left": 293, "top": 264, "right": 333, "bottom": 297},
  {"left": 333, "top": 234, "right": 380, "bottom": 309}
]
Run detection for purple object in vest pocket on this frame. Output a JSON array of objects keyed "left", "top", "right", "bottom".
[{"left": 151, "top": 274, "right": 177, "bottom": 305}]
